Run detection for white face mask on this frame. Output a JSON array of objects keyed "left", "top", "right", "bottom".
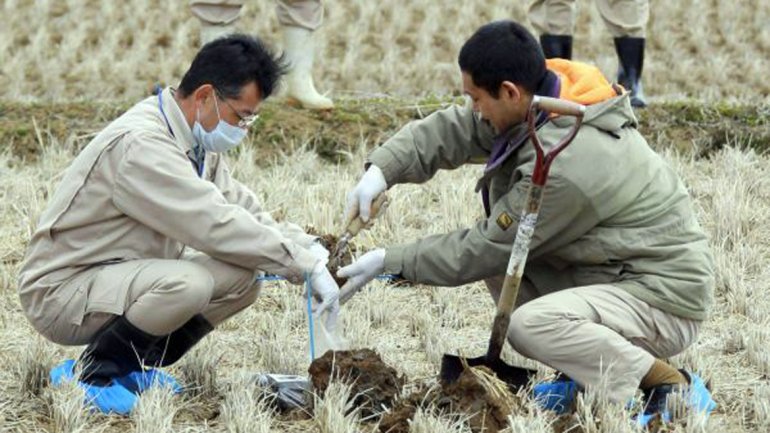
[{"left": 192, "top": 96, "right": 247, "bottom": 153}]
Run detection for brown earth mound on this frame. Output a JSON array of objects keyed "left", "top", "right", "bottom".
[
  {"left": 380, "top": 366, "right": 524, "bottom": 433},
  {"left": 308, "top": 349, "right": 406, "bottom": 419},
  {"left": 378, "top": 384, "right": 438, "bottom": 433}
]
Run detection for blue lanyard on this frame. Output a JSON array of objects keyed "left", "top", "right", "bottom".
[{"left": 158, "top": 91, "right": 205, "bottom": 177}]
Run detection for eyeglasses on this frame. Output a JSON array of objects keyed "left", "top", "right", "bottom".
[{"left": 214, "top": 89, "right": 260, "bottom": 128}]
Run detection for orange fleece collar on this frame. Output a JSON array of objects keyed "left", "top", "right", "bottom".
[{"left": 546, "top": 58, "right": 619, "bottom": 106}]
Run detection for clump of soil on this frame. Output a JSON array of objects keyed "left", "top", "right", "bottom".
[
  {"left": 378, "top": 384, "right": 439, "bottom": 433},
  {"left": 308, "top": 349, "right": 406, "bottom": 418},
  {"left": 551, "top": 414, "right": 582, "bottom": 433},
  {"left": 305, "top": 228, "right": 357, "bottom": 286},
  {"left": 380, "top": 366, "right": 524, "bottom": 433}
]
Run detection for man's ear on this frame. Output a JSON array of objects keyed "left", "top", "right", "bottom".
[
  {"left": 500, "top": 81, "right": 521, "bottom": 102},
  {"left": 192, "top": 84, "right": 215, "bottom": 105}
]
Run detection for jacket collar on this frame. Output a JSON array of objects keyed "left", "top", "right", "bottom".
[{"left": 159, "top": 86, "right": 196, "bottom": 155}]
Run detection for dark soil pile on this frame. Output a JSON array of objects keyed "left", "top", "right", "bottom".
[
  {"left": 380, "top": 366, "right": 524, "bottom": 433},
  {"left": 551, "top": 414, "right": 581, "bottom": 433},
  {"left": 378, "top": 384, "right": 438, "bottom": 433},
  {"left": 308, "top": 349, "right": 406, "bottom": 419}
]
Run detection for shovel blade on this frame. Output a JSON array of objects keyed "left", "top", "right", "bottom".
[{"left": 439, "top": 354, "right": 536, "bottom": 390}]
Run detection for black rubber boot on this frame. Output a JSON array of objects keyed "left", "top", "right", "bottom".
[
  {"left": 614, "top": 37, "right": 647, "bottom": 108},
  {"left": 79, "top": 316, "right": 163, "bottom": 386},
  {"left": 539, "top": 34, "right": 573, "bottom": 60},
  {"left": 145, "top": 314, "right": 214, "bottom": 367}
]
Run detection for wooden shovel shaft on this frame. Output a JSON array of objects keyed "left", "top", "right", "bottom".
[
  {"left": 343, "top": 193, "right": 388, "bottom": 238},
  {"left": 329, "top": 193, "right": 389, "bottom": 269},
  {"left": 485, "top": 97, "right": 585, "bottom": 361},
  {"left": 487, "top": 183, "right": 544, "bottom": 360}
]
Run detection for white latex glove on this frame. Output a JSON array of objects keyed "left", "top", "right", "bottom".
[
  {"left": 307, "top": 262, "right": 340, "bottom": 331},
  {"left": 344, "top": 165, "right": 387, "bottom": 223},
  {"left": 337, "top": 249, "right": 386, "bottom": 304},
  {"left": 308, "top": 241, "right": 330, "bottom": 265}
]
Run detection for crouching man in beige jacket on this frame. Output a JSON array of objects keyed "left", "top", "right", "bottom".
[{"left": 17, "top": 34, "right": 338, "bottom": 415}]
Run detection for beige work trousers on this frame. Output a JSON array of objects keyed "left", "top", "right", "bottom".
[
  {"left": 528, "top": 0, "right": 649, "bottom": 38},
  {"left": 43, "top": 252, "right": 261, "bottom": 346},
  {"left": 484, "top": 276, "right": 700, "bottom": 403},
  {"left": 190, "top": 0, "right": 324, "bottom": 31}
]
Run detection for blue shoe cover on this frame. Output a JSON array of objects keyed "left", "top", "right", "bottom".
[
  {"left": 50, "top": 359, "right": 78, "bottom": 387},
  {"left": 636, "top": 410, "right": 666, "bottom": 427},
  {"left": 687, "top": 373, "right": 717, "bottom": 414},
  {"left": 116, "top": 369, "right": 182, "bottom": 394},
  {"left": 50, "top": 359, "right": 137, "bottom": 415},
  {"left": 636, "top": 371, "right": 716, "bottom": 427},
  {"left": 533, "top": 379, "right": 578, "bottom": 414}
]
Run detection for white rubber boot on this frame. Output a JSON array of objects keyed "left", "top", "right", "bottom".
[
  {"left": 282, "top": 26, "right": 334, "bottom": 110},
  {"left": 200, "top": 22, "right": 236, "bottom": 46}
]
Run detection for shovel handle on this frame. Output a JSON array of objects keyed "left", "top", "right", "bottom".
[
  {"left": 486, "top": 97, "right": 585, "bottom": 362},
  {"left": 532, "top": 96, "right": 586, "bottom": 117},
  {"left": 528, "top": 97, "right": 585, "bottom": 186},
  {"left": 344, "top": 193, "right": 388, "bottom": 237},
  {"left": 487, "top": 183, "right": 544, "bottom": 361}
]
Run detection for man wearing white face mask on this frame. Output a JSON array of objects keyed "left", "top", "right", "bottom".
[{"left": 17, "top": 34, "right": 337, "bottom": 415}]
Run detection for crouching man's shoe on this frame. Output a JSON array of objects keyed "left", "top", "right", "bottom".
[
  {"left": 635, "top": 370, "right": 716, "bottom": 427},
  {"left": 116, "top": 369, "right": 182, "bottom": 395},
  {"left": 533, "top": 376, "right": 579, "bottom": 414},
  {"left": 50, "top": 359, "right": 137, "bottom": 416},
  {"left": 49, "top": 316, "right": 171, "bottom": 415}
]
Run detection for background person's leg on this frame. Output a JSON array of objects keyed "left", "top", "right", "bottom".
[
  {"left": 595, "top": 0, "right": 648, "bottom": 38},
  {"left": 596, "top": 0, "right": 649, "bottom": 106},
  {"left": 528, "top": 0, "right": 577, "bottom": 59},
  {"left": 275, "top": 0, "right": 323, "bottom": 31},
  {"left": 190, "top": 0, "right": 244, "bottom": 45},
  {"left": 277, "top": 0, "right": 333, "bottom": 109}
]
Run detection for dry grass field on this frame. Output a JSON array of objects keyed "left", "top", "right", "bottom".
[{"left": 1, "top": 0, "right": 770, "bottom": 432}]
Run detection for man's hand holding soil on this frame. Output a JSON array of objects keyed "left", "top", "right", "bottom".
[{"left": 337, "top": 249, "right": 386, "bottom": 304}]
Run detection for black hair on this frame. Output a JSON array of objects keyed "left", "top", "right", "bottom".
[
  {"left": 178, "top": 34, "right": 288, "bottom": 100},
  {"left": 458, "top": 21, "right": 546, "bottom": 97}
]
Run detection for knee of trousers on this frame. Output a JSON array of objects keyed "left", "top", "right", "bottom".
[
  {"left": 231, "top": 277, "right": 261, "bottom": 307},
  {"left": 507, "top": 304, "right": 557, "bottom": 359},
  {"left": 165, "top": 265, "right": 216, "bottom": 313},
  {"left": 228, "top": 269, "right": 263, "bottom": 301}
]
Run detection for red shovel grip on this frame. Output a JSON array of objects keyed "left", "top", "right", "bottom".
[{"left": 528, "top": 97, "right": 586, "bottom": 186}]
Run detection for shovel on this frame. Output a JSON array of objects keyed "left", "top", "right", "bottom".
[
  {"left": 439, "top": 96, "right": 586, "bottom": 389},
  {"left": 328, "top": 192, "right": 389, "bottom": 271}
]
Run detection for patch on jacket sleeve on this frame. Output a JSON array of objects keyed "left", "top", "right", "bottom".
[{"left": 496, "top": 212, "right": 514, "bottom": 231}]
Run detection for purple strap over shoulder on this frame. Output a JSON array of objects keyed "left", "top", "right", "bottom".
[{"left": 480, "top": 72, "right": 561, "bottom": 216}]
